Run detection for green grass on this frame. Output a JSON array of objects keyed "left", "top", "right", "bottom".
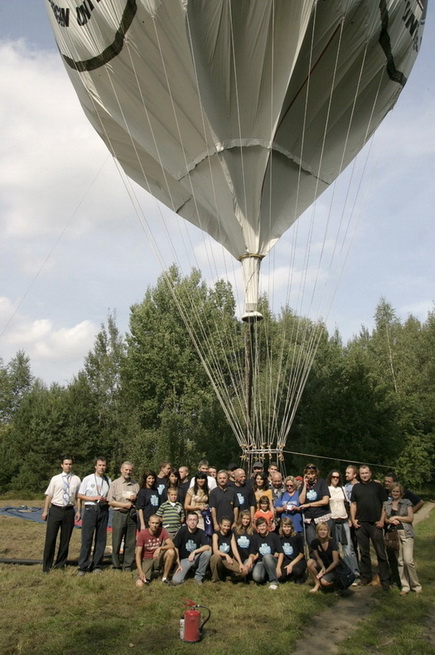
[
  {"left": 335, "top": 514, "right": 435, "bottom": 655},
  {"left": 0, "top": 564, "right": 331, "bottom": 655},
  {"left": 0, "top": 501, "right": 433, "bottom": 655}
]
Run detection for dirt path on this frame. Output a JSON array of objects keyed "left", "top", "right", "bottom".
[{"left": 293, "top": 503, "right": 434, "bottom": 654}]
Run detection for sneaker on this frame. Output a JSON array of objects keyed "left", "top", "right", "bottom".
[
  {"left": 194, "top": 579, "right": 203, "bottom": 585},
  {"left": 93, "top": 568, "right": 103, "bottom": 574},
  {"left": 77, "top": 570, "right": 87, "bottom": 577},
  {"left": 269, "top": 583, "right": 279, "bottom": 590}
]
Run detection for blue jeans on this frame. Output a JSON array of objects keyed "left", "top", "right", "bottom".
[
  {"left": 172, "top": 550, "right": 211, "bottom": 584},
  {"left": 252, "top": 554, "right": 278, "bottom": 584},
  {"left": 333, "top": 520, "right": 359, "bottom": 574}
]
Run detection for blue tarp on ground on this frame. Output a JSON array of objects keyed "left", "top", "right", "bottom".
[
  {"left": 0, "top": 505, "right": 113, "bottom": 528},
  {"left": 0, "top": 506, "right": 45, "bottom": 523}
]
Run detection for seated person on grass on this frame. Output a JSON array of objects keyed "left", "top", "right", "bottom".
[
  {"left": 135, "top": 514, "right": 176, "bottom": 586},
  {"left": 307, "top": 521, "right": 339, "bottom": 593},
  {"left": 210, "top": 517, "right": 245, "bottom": 582},
  {"left": 279, "top": 517, "right": 306, "bottom": 583},
  {"left": 248, "top": 517, "right": 284, "bottom": 590},
  {"left": 171, "top": 511, "right": 211, "bottom": 585},
  {"left": 233, "top": 510, "right": 256, "bottom": 573}
]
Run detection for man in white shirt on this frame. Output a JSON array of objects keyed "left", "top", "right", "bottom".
[
  {"left": 77, "top": 457, "right": 111, "bottom": 575},
  {"left": 42, "top": 456, "right": 81, "bottom": 573}
]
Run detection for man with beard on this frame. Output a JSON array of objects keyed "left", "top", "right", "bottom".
[{"left": 270, "top": 471, "right": 285, "bottom": 503}]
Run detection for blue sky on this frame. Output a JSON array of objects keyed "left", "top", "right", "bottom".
[{"left": 0, "top": 3, "right": 434, "bottom": 385}]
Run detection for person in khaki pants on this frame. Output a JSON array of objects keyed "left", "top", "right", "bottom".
[{"left": 108, "top": 462, "right": 139, "bottom": 571}]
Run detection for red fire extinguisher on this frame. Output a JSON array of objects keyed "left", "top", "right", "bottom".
[{"left": 180, "top": 599, "right": 211, "bottom": 643}]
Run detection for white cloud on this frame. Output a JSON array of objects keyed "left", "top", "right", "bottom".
[
  {"left": 0, "top": 41, "right": 133, "bottom": 240},
  {"left": 1, "top": 294, "right": 97, "bottom": 380},
  {"left": 32, "top": 321, "right": 96, "bottom": 361},
  {"left": 398, "top": 300, "right": 435, "bottom": 322}
]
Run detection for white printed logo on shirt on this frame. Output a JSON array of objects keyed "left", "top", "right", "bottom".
[{"left": 259, "top": 543, "right": 271, "bottom": 556}]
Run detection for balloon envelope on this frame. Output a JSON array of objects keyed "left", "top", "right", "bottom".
[{"left": 45, "top": 0, "right": 426, "bottom": 313}]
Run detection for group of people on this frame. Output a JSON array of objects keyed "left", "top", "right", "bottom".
[{"left": 42, "top": 457, "right": 423, "bottom": 595}]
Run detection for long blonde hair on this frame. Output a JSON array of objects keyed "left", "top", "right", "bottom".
[
  {"left": 315, "top": 521, "right": 331, "bottom": 542},
  {"left": 234, "top": 509, "right": 254, "bottom": 536}
]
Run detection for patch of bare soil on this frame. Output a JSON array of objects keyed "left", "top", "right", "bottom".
[{"left": 294, "top": 503, "right": 434, "bottom": 654}]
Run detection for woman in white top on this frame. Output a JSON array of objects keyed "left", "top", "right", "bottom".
[
  {"left": 184, "top": 472, "right": 209, "bottom": 530},
  {"left": 327, "top": 470, "right": 359, "bottom": 577}
]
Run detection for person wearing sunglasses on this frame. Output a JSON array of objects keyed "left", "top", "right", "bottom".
[
  {"left": 327, "top": 470, "right": 359, "bottom": 581},
  {"left": 274, "top": 476, "right": 303, "bottom": 534}
]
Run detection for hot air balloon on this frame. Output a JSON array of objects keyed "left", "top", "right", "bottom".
[{"left": 45, "top": 0, "right": 427, "bottom": 466}]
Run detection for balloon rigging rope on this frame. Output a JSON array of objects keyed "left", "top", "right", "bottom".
[
  {"left": 65, "top": 20, "right": 248, "bottom": 443},
  {"left": 3, "top": 4, "right": 393, "bottom": 459},
  {"left": 261, "top": 4, "right": 342, "bottom": 450},
  {"left": 146, "top": 14, "right": 249, "bottom": 441},
  {"left": 125, "top": 4, "right": 377, "bottom": 454},
  {"left": 46, "top": 3, "right": 392, "bottom": 457},
  {"left": 266, "top": 1, "right": 322, "bottom": 449}
]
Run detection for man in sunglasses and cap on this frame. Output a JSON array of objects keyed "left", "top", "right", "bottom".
[{"left": 299, "top": 464, "right": 332, "bottom": 546}]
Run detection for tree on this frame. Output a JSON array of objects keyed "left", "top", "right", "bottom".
[
  {"left": 297, "top": 339, "right": 403, "bottom": 469},
  {"left": 77, "top": 312, "right": 127, "bottom": 469},
  {"left": 121, "top": 266, "right": 239, "bottom": 468},
  {"left": 0, "top": 351, "right": 34, "bottom": 424}
]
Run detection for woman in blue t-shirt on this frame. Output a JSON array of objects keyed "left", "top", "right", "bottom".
[{"left": 275, "top": 476, "right": 302, "bottom": 533}]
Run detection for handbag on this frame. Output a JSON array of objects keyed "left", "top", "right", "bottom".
[
  {"left": 341, "top": 487, "right": 351, "bottom": 517},
  {"left": 335, "top": 561, "right": 356, "bottom": 589},
  {"left": 384, "top": 527, "right": 399, "bottom": 551}
]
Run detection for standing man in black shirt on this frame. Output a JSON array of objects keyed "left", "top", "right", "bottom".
[
  {"left": 209, "top": 470, "right": 239, "bottom": 531},
  {"left": 351, "top": 464, "right": 390, "bottom": 590},
  {"left": 233, "top": 468, "right": 256, "bottom": 519}
]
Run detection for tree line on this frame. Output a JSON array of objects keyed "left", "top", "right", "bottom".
[{"left": 0, "top": 267, "right": 433, "bottom": 493}]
